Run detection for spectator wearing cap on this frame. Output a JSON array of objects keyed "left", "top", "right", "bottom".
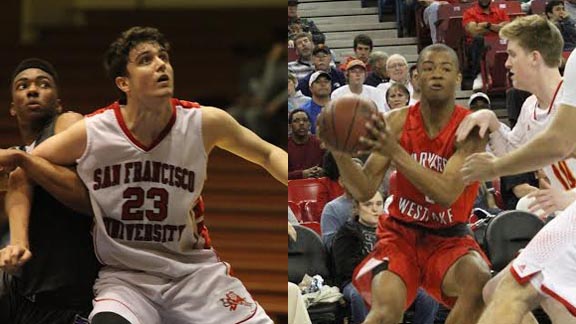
[
  {"left": 339, "top": 34, "right": 374, "bottom": 72},
  {"left": 468, "top": 91, "right": 491, "bottom": 111},
  {"left": 301, "top": 71, "right": 332, "bottom": 134},
  {"left": 288, "top": 0, "right": 325, "bottom": 45},
  {"left": 332, "top": 60, "right": 387, "bottom": 112},
  {"left": 297, "top": 45, "right": 346, "bottom": 97},
  {"left": 288, "top": 109, "right": 326, "bottom": 180},
  {"left": 289, "top": 72, "right": 311, "bottom": 112},
  {"left": 377, "top": 54, "right": 414, "bottom": 102},
  {"left": 288, "top": 32, "right": 316, "bottom": 80},
  {"left": 546, "top": 0, "right": 576, "bottom": 51},
  {"left": 364, "top": 51, "right": 390, "bottom": 87}
]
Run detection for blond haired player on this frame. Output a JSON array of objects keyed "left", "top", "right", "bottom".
[
  {"left": 457, "top": 15, "right": 576, "bottom": 220},
  {"left": 461, "top": 16, "right": 576, "bottom": 324}
]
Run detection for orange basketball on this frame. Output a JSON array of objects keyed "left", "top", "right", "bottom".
[{"left": 317, "top": 95, "right": 379, "bottom": 154}]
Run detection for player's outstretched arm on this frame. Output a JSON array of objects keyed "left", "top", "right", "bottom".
[
  {"left": 201, "top": 106, "right": 287, "bottom": 186},
  {"left": 14, "top": 117, "right": 91, "bottom": 214}
]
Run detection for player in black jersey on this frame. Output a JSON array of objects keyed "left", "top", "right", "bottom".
[{"left": 0, "top": 58, "right": 101, "bottom": 324}]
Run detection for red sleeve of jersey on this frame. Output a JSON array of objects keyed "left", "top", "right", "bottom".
[
  {"left": 86, "top": 102, "right": 118, "bottom": 117},
  {"left": 172, "top": 98, "right": 201, "bottom": 109}
]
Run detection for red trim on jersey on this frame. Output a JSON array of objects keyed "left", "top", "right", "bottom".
[
  {"left": 532, "top": 80, "right": 563, "bottom": 120},
  {"left": 510, "top": 264, "right": 537, "bottom": 284},
  {"left": 552, "top": 164, "right": 570, "bottom": 190},
  {"left": 93, "top": 297, "right": 141, "bottom": 322},
  {"left": 113, "top": 100, "right": 177, "bottom": 152},
  {"left": 559, "top": 161, "right": 576, "bottom": 188},
  {"left": 541, "top": 284, "right": 576, "bottom": 317},
  {"left": 172, "top": 98, "right": 201, "bottom": 109},
  {"left": 235, "top": 304, "right": 259, "bottom": 324},
  {"left": 86, "top": 105, "right": 114, "bottom": 117}
]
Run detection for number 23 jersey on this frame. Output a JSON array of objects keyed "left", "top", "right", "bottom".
[{"left": 77, "top": 99, "right": 211, "bottom": 278}]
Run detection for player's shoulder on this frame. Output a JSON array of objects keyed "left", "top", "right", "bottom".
[
  {"left": 172, "top": 98, "right": 201, "bottom": 109},
  {"left": 199, "top": 106, "right": 234, "bottom": 125},
  {"left": 86, "top": 101, "right": 118, "bottom": 118},
  {"left": 385, "top": 106, "right": 410, "bottom": 131},
  {"left": 54, "top": 111, "right": 84, "bottom": 133}
]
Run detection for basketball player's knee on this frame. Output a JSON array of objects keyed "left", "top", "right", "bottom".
[
  {"left": 493, "top": 272, "right": 539, "bottom": 309},
  {"left": 91, "top": 312, "right": 132, "bottom": 324},
  {"left": 482, "top": 276, "right": 499, "bottom": 304},
  {"left": 459, "top": 257, "right": 491, "bottom": 296},
  {"left": 369, "top": 305, "right": 404, "bottom": 324}
]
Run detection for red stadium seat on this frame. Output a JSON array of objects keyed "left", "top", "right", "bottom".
[
  {"left": 491, "top": 178, "right": 506, "bottom": 210},
  {"left": 480, "top": 37, "right": 509, "bottom": 93},
  {"left": 530, "top": 0, "right": 546, "bottom": 15},
  {"left": 289, "top": 200, "right": 303, "bottom": 222},
  {"left": 288, "top": 177, "right": 343, "bottom": 222}
]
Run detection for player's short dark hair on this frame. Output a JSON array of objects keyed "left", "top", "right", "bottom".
[
  {"left": 417, "top": 43, "right": 460, "bottom": 71},
  {"left": 288, "top": 108, "right": 310, "bottom": 123},
  {"left": 11, "top": 58, "right": 59, "bottom": 87},
  {"left": 104, "top": 26, "right": 171, "bottom": 101},
  {"left": 353, "top": 34, "right": 373, "bottom": 51}
]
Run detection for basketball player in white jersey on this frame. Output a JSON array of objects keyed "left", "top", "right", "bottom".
[
  {"left": 0, "top": 27, "right": 286, "bottom": 324},
  {"left": 456, "top": 14, "right": 575, "bottom": 220},
  {"left": 459, "top": 16, "right": 576, "bottom": 323}
]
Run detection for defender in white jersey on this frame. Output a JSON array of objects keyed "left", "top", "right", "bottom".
[
  {"left": 460, "top": 15, "right": 576, "bottom": 324},
  {"left": 0, "top": 27, "right": 287, "bottom": 324},
  {"left": 456, "top": 24, "right": 576, "bottom": 219}
]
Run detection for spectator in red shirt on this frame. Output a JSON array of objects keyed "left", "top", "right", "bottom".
[
  {"left": 463, "top": 0, "right": 509, "bottom": 90},
  {"left": 288, "top": 109, "right": 326, "bottom": 179},
  {"left": 339, "top": 34, "right": 373, "bottom": 72}
]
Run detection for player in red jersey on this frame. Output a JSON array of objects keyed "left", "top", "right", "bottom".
[{"left": 321, "top": 44, "right": 491, "bottom": 324}]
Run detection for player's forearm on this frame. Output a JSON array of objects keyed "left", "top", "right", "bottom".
[
  {"left": 332, "top": 152, "right": 383, "bottom": 202},
  {"left": 6, "top": 168, "right": 31, "bottom": 248},
  {"left": 392, "top": 148, "right": 460, "bottom": 208},
  {"left": 512, "top": 183, "right": 538, "bottom": 198},
  {"left": 262, "top": 146, "right": 288, "bottom": 186},
  {"left": 18, "top": 153, "right": 92, "bottom": 215},
  {"left": 494, "top": 129, "right": 572, "bottom": 178}
]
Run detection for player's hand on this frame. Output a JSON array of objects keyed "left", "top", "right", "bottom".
[
  {"left": 359, "top": 113, "right": 398, "bottom": 157},
  {"left": 0, "top": 149, "right": 23, "bottom": 173},
  {"left": 527, "top": 182, "right": 576, "bottom": 217},
  {"left": 461, "top": 152, "right": 499, "bottom": 184},
  {"left": 456, "top": 109, "right": 498, "bottom": 142},
  {"left": 0, "top": 244, "right": 32, "bottom": 273},
  {"left": 303, "top": 166, "right": 323, "bottom": 178}
]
